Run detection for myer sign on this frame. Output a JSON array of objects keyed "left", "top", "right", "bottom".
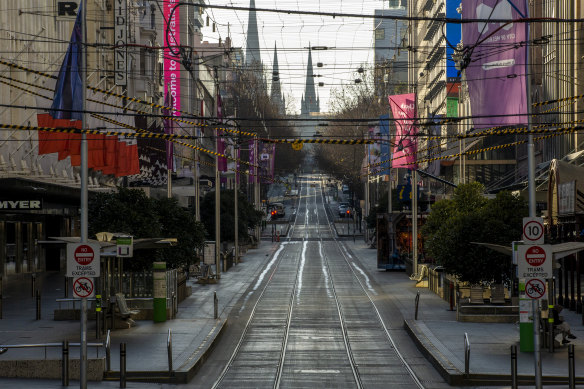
[{"left": 0, "top": 200, "right": 42, "bottom": 210}]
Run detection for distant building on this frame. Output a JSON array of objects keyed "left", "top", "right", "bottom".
[{"left": 374, "top": 5, "right": 408, "bottom": 97}]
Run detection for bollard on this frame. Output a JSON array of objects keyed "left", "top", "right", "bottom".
[
  {"left": 64, "top": 277, "right": 68, "bottom": 298},
  {"left": 568, "top": 344, "right": 575, "bottom": 389},
  {"left": 0, "top": 276, "right": 3, "bottom": 320},
  {"left": 167, "top": 328, "right": 173, "bottom": 374},
  {"left": 214, "top": 291, "right": 218, "bottom": 319},
  {"left": 35, "top": 290, "right": 41, "bottom": 320},
  {"left": 120, "top": 343, "right": 126, "bottom": 388},
  {"left": 105, "top": 330, "right": 111, "bottom": 372},
  {"left": 172, "top": 292, "right": 177, "bottom": 318},
  {"left": 449, "top": 282, "right": 455, "bottom": 311},
  {"left": 414, "top": 291, "right": 420, "bottom": 320},
  {"left": 31, "top": 273, "right": 36, "bottom": 297},
  {"left": 62, "top": 340, "right": 69, "bottom": 386},
  {"left": 510, "top": 345, "right": 517, "bottom": 389}
]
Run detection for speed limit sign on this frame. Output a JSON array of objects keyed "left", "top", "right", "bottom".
[{"left": 522, "top": 217, "right": 544, "bottom": 244}]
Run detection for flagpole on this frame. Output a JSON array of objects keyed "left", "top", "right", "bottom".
[{"left": 79, "top": 1, "right": 88, "bottom": 388}]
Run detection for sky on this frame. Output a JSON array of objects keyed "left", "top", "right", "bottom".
[{"left": 200, "top": 0, "right": 394, "bottom": 115}]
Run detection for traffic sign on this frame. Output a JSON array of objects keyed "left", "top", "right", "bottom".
[
  {"left": 517, "top": 244, "right": 552, "bottom": 279},
  {"left": 72, "top": 277, "right": 95, "bottom": 299},
  {"left": 116, "top": 236, "right": 133, "bottom": 258},
  {"left": 522, "top": 217, "right": 544, "bottom": 244},
  {"left": 67, "top": 243, "right": 100, "bottom": 277},
  {"left": 525, "top": 278, "right": 546, "bottom": 300}
]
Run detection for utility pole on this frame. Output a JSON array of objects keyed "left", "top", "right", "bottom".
[
  {"left": 194, "top": 125, "right": 200, "bottom": 221},
  {"left": 79, "top": 1, "right": 88, "bottom": 388},
  {"left": 254, "top": 135, "right": 261, "bottom": 242},
  {"left": 234, "top": 114, "right": 239, "bottom": 265},
  {"left": 214, "top": 67, "right": 221, "bottom": 279}
]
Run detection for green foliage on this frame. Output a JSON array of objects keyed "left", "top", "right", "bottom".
[
  {"left": 422, "top": 183, "right": 528, "bottom": 285},
  {"left": 88, "top": 187, "right": 206, "bottom": 271},
  {"left": 200, "top": 190, "right": 263, "bottom": 244}
]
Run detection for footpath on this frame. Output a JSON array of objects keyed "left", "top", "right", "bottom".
[
  {"left": 346, "top": 241, "right": 584, "bottom": 387},
  {"left": 0, "top": 242, "right": 279, "bottom": 387},
  {"left": 1, "top": 236, "right": 583, "bottom": 387}
]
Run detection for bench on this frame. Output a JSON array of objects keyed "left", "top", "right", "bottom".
[
  {"left": 469, "top": 285, "right": 484, "bottom": 304},
  {"left": 490, "top": 284, "right": 506, "bottom": 304},
  {"left": 114, "top": 293, "right": 139, "bottom": 326},
  {"left": 196, "top": 263, "right": 217, "bottom": 284},
  {"left": 409, "top": 265, "right": 428, "bottom": 282}
]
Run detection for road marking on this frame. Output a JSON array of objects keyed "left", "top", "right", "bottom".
[{"left": 295, "top": 369, "right": 340, "bottom": 374}]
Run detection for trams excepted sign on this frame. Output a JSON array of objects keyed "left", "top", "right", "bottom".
[
  {"left": 517, "top": 244, "right": 552, "bottom": 279},
  {"left": 73, "top": 277, "right": 95, "bottom": 299},
  {"left": 67, "top": 243, "right": 101, "bottom": 277},
  {"left": 522, "top": 217, "right": 544, "bottom": 244}
]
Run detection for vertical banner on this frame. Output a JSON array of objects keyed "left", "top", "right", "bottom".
[
  {"left": 163, "top": 92, "right": 174, "bottom": 172},
  {"left": 378, "top": 115, "right": 390, "bottom": 176},
  {"left": 462, "top": 0, "right": 528, "bottom": 128},
  {"left": 426, "top": 114, "right": 442, "bottom": 177},
  {"left": 164, "top": 0, "right": 181, "bottom": 122},
  {"left": 368, "top": 125, "right": 381, "bottom": 176},
  {"left": 249, "top": 139, "right": 255, "bottom": 181},
  {"left": 388, "top": 93, "right": 418, "bottom": 169},
  {"left": 114, "top": 0, "right": 128, "bottom": 86}
]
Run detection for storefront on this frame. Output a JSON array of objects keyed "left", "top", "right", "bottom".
[{"left": 0, "top": 177, "right": 82, "bottom": 277}]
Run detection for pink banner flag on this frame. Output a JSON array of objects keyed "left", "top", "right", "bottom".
[{"left": 388, "top": 93, "right": 418, "bottom": 169}]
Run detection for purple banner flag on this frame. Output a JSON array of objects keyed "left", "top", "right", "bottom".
[
  {"left": 463, "top": 0, "right": 528, "bottom": 128},
  {"left": 388, "top": 93, "right": 418, "bottom": 170}
]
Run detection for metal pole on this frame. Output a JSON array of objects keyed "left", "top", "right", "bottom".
[
  {"left": 79, "top": 1, "right": 89, "bottom": 387},
  {"left": 167, "top": 329, "right": 173, "bottom": 374},
  {"left": 215, "top": 107, "right": 221, "bottom": 280},
  {"left": 533, "top": 299, "right": 542, "bottom": 389},
  {"left": 0, "top": 276, "right": 2, "bottom": 319},
  {"left": 119, "top": 343, "right": 126, "bottom": 388},
  {"left": 412, "top": 170, "right": 418, "bottom": 275},
  {"left": 510, "top": 345, "right": 518, "bottom": 389},
  {"left": 31, "top": 273, "right": 36, "bottom": 297},
  {"left": 62, "top": 340, "right": 69, "bottom": 386},
  {"left": 35, "top": 290, "right": 41, "bottom": 320},
  {"left": 195, "top": 133, "right": 200, "bottom": 222},
  {"left": 414, "top": 291, "right": 420, "bottom": 320},
  {"left": 214, "top": 291, "right": 218, "bottom": 319},
  {"left": 568, "top": 344, "right": 575, "bottom": 389},
  {"left": 235, "top": 163, "right": 239, "bottom": 265},
  {"left": 254, "top": 136, "right": 261, "bottom": 242}
]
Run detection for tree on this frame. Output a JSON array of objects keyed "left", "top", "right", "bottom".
[
  {"left": 88, "top": 187, "right": 206, "bottom": 271},
  {"left": 200, "top": 189, "right": 263, "bottom": 245},
  {"left": 422, "top": 183, "right": 528, "bottom": 285}
]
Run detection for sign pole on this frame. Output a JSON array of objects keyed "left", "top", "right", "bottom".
[{"left": 79, "top": 1, "right": 88, "bottom": 388}]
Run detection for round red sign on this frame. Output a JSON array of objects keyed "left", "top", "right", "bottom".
[
  {"left": 74, "top": 244, "right": 95, "bottom": 266},
  {"left": 525, "top": 246, "right": 546, "bottom": 267}
]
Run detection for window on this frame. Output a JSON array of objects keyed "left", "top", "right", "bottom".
[
  {"left": 140, "top": 48, "right": 146, "bottom": 76},
  {"left": 375, "top": 28, "right": 385, "bottom": 40},
  {"left": 150, "top": 5, "right": 156, "bottom": 29}
]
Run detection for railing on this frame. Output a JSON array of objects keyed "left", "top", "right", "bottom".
[{"left": 464, "top": 332, "right": 470, "bottom": 376}]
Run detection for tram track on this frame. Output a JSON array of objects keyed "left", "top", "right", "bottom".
[{"left": 211, "top": 175, "right": 425, "bottom": 388}]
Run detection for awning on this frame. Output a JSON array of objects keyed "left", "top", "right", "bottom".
[{"left": 472, "top": 241, "right": 584, "bottom": 260}]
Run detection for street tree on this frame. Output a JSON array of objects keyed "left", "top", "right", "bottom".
[
  {"left": 88, "top": 187, "right": 206, "bottom": 271},
  {"left": 200, "top": 189, "right": 263, "bottom": 245},
  {"left": 422, "top": 182, "right": 528, "bottom": 285}
]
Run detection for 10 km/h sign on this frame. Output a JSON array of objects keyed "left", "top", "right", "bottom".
[
  {"left": 67, "top": 243, "right": 101, "bottom": 277},
  {"left": 522, "top": 217, "right": 544, "bottom": 244}
]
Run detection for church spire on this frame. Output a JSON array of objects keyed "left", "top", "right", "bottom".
[
  {"left": 301, "top": 45, "right": 319, "bottom": 116},
  {"left": 270, "top": 43, "right": 285, "bottom": 114},
  {"left": 245, "top": 0, "right": 261, "bottom": 66}
]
